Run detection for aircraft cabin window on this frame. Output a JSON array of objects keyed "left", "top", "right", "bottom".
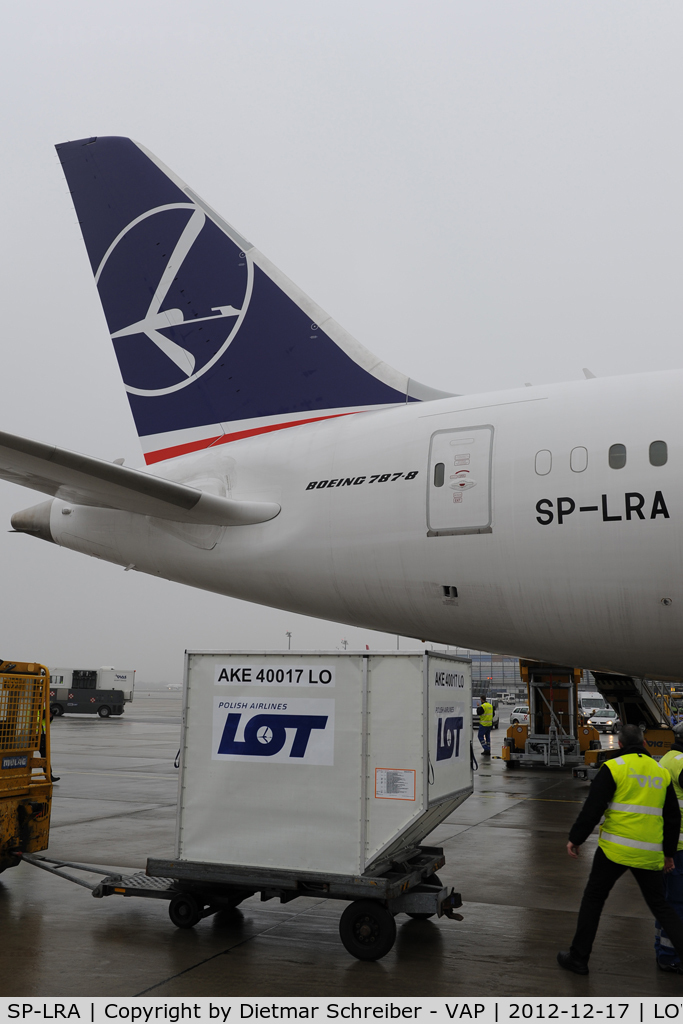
[
  {"left": 608, "top": 444, "right": 626, "bottom": 469},
  {"left": 434, "top": 463, "right": 445, "bottom": 487},
  {"left": 649, "top": 440, "right": 668, "bottom": 467},
  {"left": 535, "top": 450, "right": 552, "bottom": 476},
  {"left": 570, "top": 447, "right": 588, "bottom": 473}
]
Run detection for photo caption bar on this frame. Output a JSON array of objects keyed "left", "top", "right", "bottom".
[{"left": 0, "top": 999, "right": 678, "bottom": 1024}]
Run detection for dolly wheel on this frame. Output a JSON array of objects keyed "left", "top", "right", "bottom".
[
  {"left": 407, "top": 874, "right": 442, "bottom": 921},
  {"left": 339, "top": 900, "right": 396, "bottom": 961},
  {"left": 169, "top": 893, "right": 202, "bottom": 929}
]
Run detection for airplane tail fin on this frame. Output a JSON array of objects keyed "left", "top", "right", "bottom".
[{"left": 56, "top": 137, "right": 450, "bottom": 464}]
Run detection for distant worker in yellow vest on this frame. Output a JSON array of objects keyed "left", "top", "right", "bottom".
[
  {"left": 477, "top": 699, "right": 494, "bottom": 755},
  {"left": 654, "top": 721, "right": 683, "bottom": 973},
  {"left": 558, "top": 723, "right": 683, "bottom": 975}
]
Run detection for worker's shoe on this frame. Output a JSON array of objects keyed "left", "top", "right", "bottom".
[
  {"left": 557, "top": 951, "right": 589, "bottom": 975},
  {"left": 657, "top": 960, "right": 683, "bottom": 974}
]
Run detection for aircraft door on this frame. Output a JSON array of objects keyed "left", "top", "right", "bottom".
[{"left": 427, "top": 425, "right": 494, "bottom": 535}]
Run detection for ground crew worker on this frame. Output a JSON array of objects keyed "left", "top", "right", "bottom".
[
  {"left": 477, "top": 699, "right": 493, "bottom": 755},
  {"left": 655, "top": 722, "right": 683, "bottom": 973},
  {"left": 39, "top": 709, "right": 59, "bottom": 783},
  {"left": 558, "top": 723, "right": 683, "bottom": 975}
]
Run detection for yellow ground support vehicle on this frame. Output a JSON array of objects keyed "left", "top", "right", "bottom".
[
  {"left": 502, "top": 660, "right": 600, "bottom": 769},
  {"left": 0, "top": 660, "right": 52, "bottom": 872}
]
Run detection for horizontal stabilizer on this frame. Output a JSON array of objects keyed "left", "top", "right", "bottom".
[{"left": 0, "top": 431, "right": 279, "bottom": 526}]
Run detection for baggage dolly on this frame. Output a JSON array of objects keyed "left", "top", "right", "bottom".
[{"left": 20, "top": 844, "right": 463, "bottom": 961}]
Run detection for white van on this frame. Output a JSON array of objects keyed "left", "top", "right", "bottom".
[{"left": 578, "top": 692, "right": 607, "bottom": 719}]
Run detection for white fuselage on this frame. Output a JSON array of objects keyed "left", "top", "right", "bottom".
[{"left": 47, "top": 370, "right": 683, "bottom": 680}]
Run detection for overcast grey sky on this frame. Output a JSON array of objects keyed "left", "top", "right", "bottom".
[{"left": 1, "top": 0, "right": 682, "bottom": 681}]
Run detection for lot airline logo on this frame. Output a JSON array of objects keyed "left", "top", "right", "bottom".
[
  {"left": 212, "top": 697, "right": 334, "bottom": 766},
  {"left": 95, "top": 203, "right": 253, "bottom": 397}
]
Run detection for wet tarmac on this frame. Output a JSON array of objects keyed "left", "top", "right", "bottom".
[{"left": 1, "top": 700, "right": 681, "bottom": 998}]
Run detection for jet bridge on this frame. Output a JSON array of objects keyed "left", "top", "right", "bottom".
[{"left": 502, "top": 660, "right": 599, "bottom": 769}]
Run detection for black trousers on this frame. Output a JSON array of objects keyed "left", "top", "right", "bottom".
[{"left": 570, "top": 846, "right": 683, "bottom": 963}]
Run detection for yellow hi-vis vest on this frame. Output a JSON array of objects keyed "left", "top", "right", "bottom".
[
  {"left": 599, "top": 753, "right": 671, "bottom": 870},
  {"left": 479, "top": 702, "right": 493, "bottom": 727},
  {"left": 659, "top": 748, "right": 683, "bottom": 852}
]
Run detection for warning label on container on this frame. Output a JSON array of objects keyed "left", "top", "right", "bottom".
[
  {"left": 375, "top": 768, "right": 416, "bottom": 800},
  {"left": 212, "top": 697, "right": 335, "bottom": 765},
  {"left": 214, "top": 664, "right": 335, "bottom": 687}
]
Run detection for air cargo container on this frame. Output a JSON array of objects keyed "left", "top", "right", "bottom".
[
  {"left": 26, "top": 651, "right": 473, "bottom": 960},
  {"left": 166, "top": 650, "right": 472, "bottom": 875}
]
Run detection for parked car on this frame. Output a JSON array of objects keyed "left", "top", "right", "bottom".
[
  {"left": 472, "top": 698, "right": 500, "bottom": 730},
  {"left": 510, "top": 705, "right": 530, "bottom": 724},
  {"left": 588, "top": 708, "right": 620, "bottom": 734}
]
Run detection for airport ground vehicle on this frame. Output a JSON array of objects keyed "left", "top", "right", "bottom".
[
  {"left": 50, "top": 689, "right": 125, "bottom": 718},
  {"left": 502, "top": 661, "right": 600, "bottom": 769},
  {"left": 22, "top": 650, "right": 472, "bottom": 962},
  {"left": 49, "top": 667, "right": 134, "bottom": 717},
  {"left": 0, "top": 660, "right": 53, "bottom": 872},
  {"left": 578, "top": 691, "right": 608, "bottom": 723},
  {"left": 510, "top": 705, "right": 529, "bottom": 724},
  {"left": 49, "top": 667, "right": 134, "bottom": 718},
  {"left": 588, "top": 707, "right": 620, "bottom": 733}
]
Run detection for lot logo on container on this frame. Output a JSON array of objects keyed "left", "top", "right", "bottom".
[
  {"left": 212, "top": 697, "right": 334, "bottom": 765},
  {"left": 434, "top": 704, "right": 465, "bottom": 762}
]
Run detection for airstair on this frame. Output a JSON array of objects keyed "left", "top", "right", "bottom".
[
  {"left": 572, "top": 673, "right": 674, "bottom": 780},
  {"left": 590, "top": 673, "right": 671, "bottom": 729}
]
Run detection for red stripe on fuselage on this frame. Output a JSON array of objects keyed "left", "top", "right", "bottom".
[{"left": 143, "top": 412, "right": 360, "bottom": 465}]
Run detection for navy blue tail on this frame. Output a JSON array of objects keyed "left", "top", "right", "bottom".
[{"left": 57, "top": 137, "right": 446, "bottom": 461}]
